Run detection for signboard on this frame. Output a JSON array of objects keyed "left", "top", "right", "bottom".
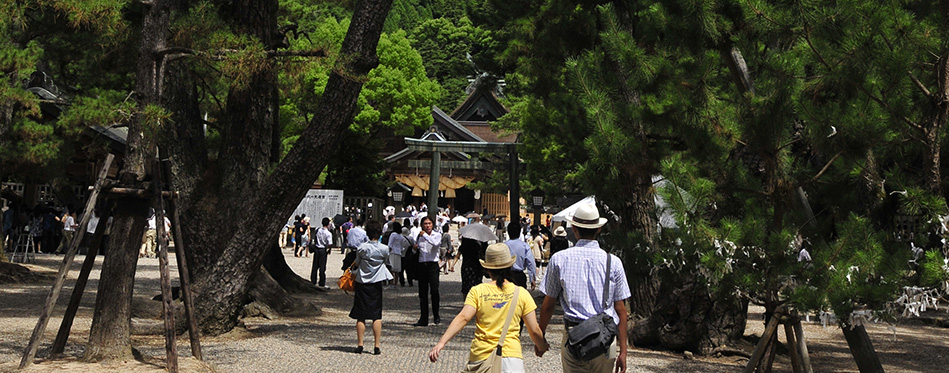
[{"left": 290, "top": 189, "right": 343, "bottom": 223}]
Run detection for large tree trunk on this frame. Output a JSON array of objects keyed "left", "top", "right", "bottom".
[
  {"left": 154, "top": 0, "right": 320, "bottom": 325},
  {"left": 262, "top": 244, "right": 320, "bottom": 294},
  {"left": 85, "top": 199, "right": 147, "bottom": 361},
  {"left": 927, "top": 52, "right": 949, "bottom": 197},
  {"left": 85, "top": 0, "right": 169, "bottom": 361},
  {"left": 188, "top": 0, "right": 395, "bottom": 336},
  {"left": 632, "top": 274, "right": 748, "bottom": 354},
  {"left": 841, "top": 324, "right": 884, "bottom": 373}
]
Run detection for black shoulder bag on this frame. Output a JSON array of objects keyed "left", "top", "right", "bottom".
[{"left": 565, "top": 253, "right": 617, "bottom": 361}]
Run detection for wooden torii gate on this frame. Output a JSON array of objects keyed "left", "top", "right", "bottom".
[{"left": 404, "top": 138, "right": 520, "bottom": 221}]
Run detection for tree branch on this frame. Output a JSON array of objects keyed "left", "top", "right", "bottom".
[
  {"left": 266, "top": 49, "right": 327, "bottom": 58},
  {"left": 155, "top": 47, "right": 327, "bottom": 62},
  {"left": 855, "top": 84, "right": 925, "bottom": 133},
  {"left": 907, "top": 72, "right": 932, "bottom": 97},
  {"left": 799, "top": 152, "right": 842, "bottom": 187},
  {"left": 155, "top": 47, "right": 196, "bottom": 58}
]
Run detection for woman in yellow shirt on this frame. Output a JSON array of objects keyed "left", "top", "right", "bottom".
[{"left": 428, "top": 243, "right": 549, "bottom": 372}]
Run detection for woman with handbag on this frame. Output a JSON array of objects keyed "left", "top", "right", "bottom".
[
  {"left": 349, "top": 221, "right": 393, "bottom": 355},
  {"left": 428, "top": 243, "right": 549, "bottom": 372}
]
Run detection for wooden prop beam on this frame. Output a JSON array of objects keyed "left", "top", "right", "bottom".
[
  {"left": 20, "top": 154, "right": 115, "bottom": 368},
  {"left": 793, "top": 319, "right": 814, "bottom": 373},
  {"left": 162, "top": 160, "right": 202, "bottom": 360},
  {"left": 50, "top": 203, "right": 114, "bottom": 355},
  {"left": 744, "top": 308, "right": 782, "bottom": 373},
  {"left": 153, "top": 158, "right": 178, "bottom": 372},
  {"left": 784, "top": 321, "right": 802, "bottom": 373},
  {"left": 96, "top": 187, "right": 178, "bottom": 199}
]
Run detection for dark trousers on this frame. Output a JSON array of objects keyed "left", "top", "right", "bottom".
[
  {"left": 395, "top": 268, "right": 406, "bottom": 286},
  {"left": 417, "top": 262, "right": 440, "bottom": 322},
  {"left": 310, "top": 247, "right": 328, "bottom": 286},
  {"left": 510, "top": 271, "right": 528, "bottom": 331},
  {"left": 511, "top": 271, "right": 527, "bottom": 288}
]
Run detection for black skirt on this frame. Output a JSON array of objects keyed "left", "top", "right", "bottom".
[{"left": 349, "top": 281, "right": 383, "bottom": 320}]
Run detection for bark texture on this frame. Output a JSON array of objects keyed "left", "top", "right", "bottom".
[
  {"left": 186, "top": 0, "right": 395, "bottom": 336},
  {"left": 841, "top": 324, "right": 884, "bottom": 373},
  {"left": 631, "top": 276, "right": 748, "bottom": 354},
  {"left": 85, "top": 0, "right": 169, "bottom": 361},
  {"left": 85, "top": 199, "right": 148, "bottom": 361}
]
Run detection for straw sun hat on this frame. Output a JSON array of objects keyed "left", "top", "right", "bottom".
[
  {"left": 480, "top": 243, "right": 516, "bottom": 269},
  {"left": 569, "top": 203, "right": 607, "bottom": 229},
  {"left": 553, "top": 226, "right": 567, "bottom": 237}
]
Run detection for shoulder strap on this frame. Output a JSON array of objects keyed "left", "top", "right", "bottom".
[
  {"left": 602, "top": 253, "right": 612, "bottom": 310},
  {"left": 495, "top": 286, "right": 520, "bottom": 355}
]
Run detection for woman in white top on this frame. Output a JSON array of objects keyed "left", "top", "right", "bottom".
[
  {"left": 386, "top": 222, "right": 406, "bottom": 286},
  {"left": 349, "top": 221, "right": 393, "bottom": 355}
]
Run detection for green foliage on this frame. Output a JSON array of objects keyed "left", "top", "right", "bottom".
[
  {"left": 356, "top": 30, "right": 439, "bottom": 134},
  {"left": 920, "top": 250, "right": 949, "bottom": 289},
  {"left": 409, "top": 17, "right": 492, "bottom": 109},
  {"left": 274, "top": 3, "right": 441, "bottom": 195},
  {"left": 470, "top": 0, "right": 949, "bottom": 332},
  {"left": 1, "top": 0, "right": 135, "bottom": 180}
]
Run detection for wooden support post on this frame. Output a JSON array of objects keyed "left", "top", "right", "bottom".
[
  {"left": 428, "top": 151, "right": 440, "bottom": 220},
  {"left": 162, "top": 160, "right": 202, "bottom": 360},
  {"left": 50, "top": 203, "right": 113, "bottom": 355},
  {"left": 153, "top": 158, "right": 178, "bottom": 372},
  {"left": 793, "top": 319, "right": 814, "bottom": 373},
  {"left": 784, "top": 320, "right": 802, "bottom": 373},
  {"left": 20, "top": 154, "right": 114, "bottom": 368},
  {"left": 744, "top": 309, "right": 782, "bottom": 373},
  {"left": 509, "top": 148, "right": 519, "bottom": 221}
]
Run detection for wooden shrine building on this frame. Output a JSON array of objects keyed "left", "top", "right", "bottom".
[{"left": 383, "top": 84, "right": 516, "bottom": 217}]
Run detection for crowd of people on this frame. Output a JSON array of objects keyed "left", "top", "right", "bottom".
[
  {"left": 1, "top": 202, "right": 169, "bottom": 259},
  {"left": 284, "top": 202, "right": 630, "bottom": 373}
]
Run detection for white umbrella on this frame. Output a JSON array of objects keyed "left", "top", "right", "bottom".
[
  {"left": 452, "top": 215, "right": 467, "bottom": 223},
  {"left": 551, "top": 196, "right": 596, "bottom": 222},
  {"left": 458, "top": 223, "right": 497, "bottom": 242}
]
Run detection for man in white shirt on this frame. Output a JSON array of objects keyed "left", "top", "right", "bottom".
[
  {"left": 55, "top": 211, "right": 78, "bottom": 254},
  {"left": 347, "top": 219, "right": 369, "bottom": 250},
  {"left": 310, "top": 217, "right": 333, "bottom": 287},
  {"left": 538, "top": 204, "right": 630, "bottom": 373},
  {"left": 139, "top": 209, "right": 157, "bottom": 258}
]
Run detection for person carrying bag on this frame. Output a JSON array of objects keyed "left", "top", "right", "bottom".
[
  {"left": 538, "top": 203, "right": 631, "bottom": 372},
  {"left": 429, "top": 243, "right": 550, "bottom": 373},
  {"left": 565, "top": 255, "right": 617, "bottom": 361}
]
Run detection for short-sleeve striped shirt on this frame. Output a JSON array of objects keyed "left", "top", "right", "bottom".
[{"left": 540, "top": 239, "right": 630, "bottom": 325}]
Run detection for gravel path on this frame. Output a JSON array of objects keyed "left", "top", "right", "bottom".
[
  {"left": 3, "top": 243, "right": 947, "bottom": 372},
  {"left": 0, "top": 246, "right": 738, "bottom": 372}
]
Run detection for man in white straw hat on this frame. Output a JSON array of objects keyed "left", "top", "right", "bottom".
[{"left": 538, "top": 203, "right": 630, "bottom": 373}]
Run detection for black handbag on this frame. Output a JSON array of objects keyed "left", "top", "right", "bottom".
[{"left": 565, "top": 253, "right": 617, "bottom": 361}]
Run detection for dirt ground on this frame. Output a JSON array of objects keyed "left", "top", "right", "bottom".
[{"left": 1, "top": 255, "right": 948, "bottom": 372}]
